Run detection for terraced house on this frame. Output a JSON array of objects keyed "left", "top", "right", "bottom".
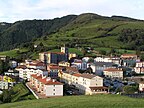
[
  {"left": 30, "top": 74, "right": 63, "bottom": 97},
  {"left": 59, "top": 69, "right": 108, "bottom": 95}
]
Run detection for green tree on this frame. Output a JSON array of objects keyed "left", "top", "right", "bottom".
[
  {"left": 2, "top": 90, "right": 11, "bottom": 103},
  {"left": 123, "top": 85, "right": 138, "bottom": 94}
]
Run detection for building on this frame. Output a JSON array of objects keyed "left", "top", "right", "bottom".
[
  {"left": 39, "top": 52, "right": 67, "bottom": 64},
  {"left": 139, "top": 82, "right": 144, "bottom": 92},
  {"left": 134, "top": 62, "right": 144, "bottom": 74},
  {"left": 94, "top": 57, "right": 120, "bottom": 65},
  {"left": 103, "top": 68, "right": 123, "bottom": 79},
  {"left": 71, "top": 59, "right": 87, "bottom": 70},
  {"left": 0, "top": 75, "right": 16, "bottom": 89},
  {"left": 30, "top": 74, "right": 63, "bottom": 97},
  {"left": 87, "top": 62, "right": 117, "bottom": 76},
  {"left": 58, "top": 61, "right": 70, "bottom": 67},
  {"left": 16, "top": 65, "right": 48, "bottom": 81},
  {"left": 121, "top": 54, "right": 137, "bottom": 59},
  {"left": 59, "top": 69, "right": 108, "bottom": 95},
  {"left": 4, "top": 69, "right": 19, "bottom": 77},
  {"left": 47, "top": 65, "right": 63, "bottom": 78},
  {"left": 69, "top": 53, "right": 77, "bottom": 60}
]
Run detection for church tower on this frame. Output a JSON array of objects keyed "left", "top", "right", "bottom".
[{"left": 61, "top": 45, "right": 68, "bottom": 61}]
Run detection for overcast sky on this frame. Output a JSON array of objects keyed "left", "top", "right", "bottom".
[{"left": 0, "top": 0, "right": 144, "bottom": 23}]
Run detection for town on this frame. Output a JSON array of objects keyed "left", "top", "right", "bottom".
[{"left": 0, "top": 46, "right": 144, "bottom": 100}]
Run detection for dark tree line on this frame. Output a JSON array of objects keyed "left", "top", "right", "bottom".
[
  {"left": 0, "top": 15, "right": 77, "bottom": 51},
  {"left": 118, "top": 28, "right": 144, "bottom": 50}
]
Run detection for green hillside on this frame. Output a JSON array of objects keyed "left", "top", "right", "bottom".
[
  {"left": 1, "top": 13, "right": 144, "bottom": 57},
  {"left": 33, "top": 13, "right": 144, "bottom": 51},
  {"left": 0, "top": 94, "right": 144, "bottom": 108}
]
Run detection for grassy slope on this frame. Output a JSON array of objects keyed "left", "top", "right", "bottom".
[
  {"left": 0, "top": 94, "right": 144, "bottom": 108},
  {"left": 11, "top": 83, "right": 35, "bottom": 102},
  {"left": 0, "top": 48, "right": 28, "bottom": 58},
  {"left": 34, "top": 14, "right": 144, "bottom": 49}
]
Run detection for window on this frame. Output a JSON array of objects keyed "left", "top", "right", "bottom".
[
  {"left": 53, "top": 89, "right": 55, "bottom": 91},
  {"left": 53, "top": 85, "right": 55, "bottom": 87},
  {"left": 53, "top": 93, "right": 55, "bottom": 95}
]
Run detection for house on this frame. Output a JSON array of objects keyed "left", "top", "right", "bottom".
[
  {"left": 87, "top": 62, "right": 117, "bottom": 76},
  {"left": 103, "top": 68, "right": 123, "bottom": 79},
  {"left": 121, "top": 54, "right": 137, "bottom": 59},
  {"left": 47, "top": 65, "right": 63, "bottom": 78},
  {"left": 94, "top": 57, "right": 121, "bottom": 65},
  {"left": 59, "top": 70, "right": 108, "bottom": 95},
  {"left": 134, "top": 62, "right": 144, "bottom": 74},
  {"left": 39, "top": 52, "right": 67, "bottom": 64},
  {"left": 9, "top": 60, "right": 18, "bottom": 68},
  {"left": 4, "top": 69, "right": 19, "bottom": 77},
  {"left": 120, "top": 54, "right": 138, "bottom": 67},
  {"left": 139, "top": 82, "right": 144, "bottom": 92},
  {"left": 16, "top": 65, "right": 48, "bottom": 81},
  {"left": 0, "top": 75, "right": 16, "bottom": 89},
  {"left": 82, "top": 57, "right": 90, "bottom": 62},
  {"left": 78, "top": 73, "right": 105, "bottom": 95},
  {"left": 58, "top": 61, "right": 70, "bottom": 67},
  {"left": 71, "top": 59, "right": 87, "bottom": 70},
  {"left": 69, "top": 53, "right": 77, "bottom": 60},
  {"left": 30, "top": 74, "right": 63, "bottom": 97}
]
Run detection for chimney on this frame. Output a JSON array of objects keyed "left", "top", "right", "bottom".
[
  {"left": 52, "top": 79, "right": 56, "bottom": 82},
  {"left": 46, "top": 77, "right": 51, "bottom": 81},
  {"left": 37, "top": 74, "right": 40, "bottom": 76}
]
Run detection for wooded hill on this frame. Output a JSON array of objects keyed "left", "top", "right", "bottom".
[{"left": 1, "top": 13, "right": 144, "bottom": 51}]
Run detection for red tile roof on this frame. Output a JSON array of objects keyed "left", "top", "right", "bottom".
[
  {"left": 31, "top": 74, "right": 63, "bottom": 85},
  {"left": 72, "top": 73, "right": 82, "bottom": 77},
  {"left": 49, "top": 66, "right": 62, "bottom": 70},
  {"left": 80, "top": 73, "right": 96, "bottom": 79}
]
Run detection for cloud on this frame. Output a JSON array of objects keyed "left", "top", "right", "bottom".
[{"left": 0, "top": 0, "right": 144, "bottom": 22}]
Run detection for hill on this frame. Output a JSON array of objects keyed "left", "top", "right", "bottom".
[
  {"left": 0, "top": 94, "right": 144, "bottom": 108},
  {"left": 1, "top": 13, "right": 144, "bottom": 54},
  {"left": 33, "top": 13, "right": 144, "bottom": 51}
]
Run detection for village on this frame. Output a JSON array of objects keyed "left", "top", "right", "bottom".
[{"left": 0, "top": 46, "right": 144, "bottom": 99}]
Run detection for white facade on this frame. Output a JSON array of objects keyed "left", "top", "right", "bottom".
[
  {"left": 44, "top": 85, "right": 63, "bottom": 96},
  {"left": 134, "top": 62, "right": 144, "bottom": 74},
  {"left": 94, "top": 57, "right": 112, "bottom": 62},
  {"left": 59, "top": 72, "right": 105, "bottom": 95},
  {"left": 103, "top": 68, "right": 123, "bottom": 78},
  {"left": 82, "top": 57, "right": 90, "bottom": 62},
  {"left": 139, "top": 82, "right": 144, "bottom": 91},
  {"left": 71, "top": 61, "right": 87, "bottom": 70},
  {"left": 16, "top": 68, "right": 48, "bottom": 81}
]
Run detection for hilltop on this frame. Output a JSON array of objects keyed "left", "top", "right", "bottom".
[
  {"left": 0, "top": 94, "right": 144, "bottom": 108},
  {"left": 0, "top": 13, "right": 144, "bottom": 55}
]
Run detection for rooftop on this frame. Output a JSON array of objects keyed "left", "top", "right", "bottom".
[{"left": 104, "top": 68, "right": 123, "bottom": 72}]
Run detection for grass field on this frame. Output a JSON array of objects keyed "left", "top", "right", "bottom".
[
  {"left": 11, "top": 83, "right": 35, "bottom": 102},
  {"left": 0, "top": 94, "right": 144, "bottom": 108},
  {"left": 0, "top": 48, "right": 28, "bottom": 58}
]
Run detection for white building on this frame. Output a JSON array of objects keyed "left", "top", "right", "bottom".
[
  {"left": 59, "top": 71, "right": 108, "bottom": 95},
  {"left": 139, "top": 82, "right": 144, "bottom": 92},
  {"left": 16, "top": 65, "right": 48, "bottom": 81},
  {"left": 87, "top": 62, "right": 117, "bottom": 76},
  {"left": 82, "top": 57, "right": 90, "bottom": 62},
  {"left": 30, "top": 74, "right": 63, "bottom": 97},
  {"left": 94, "top": 57, "right": 120, "bottom": 65},
  {"left": 71, "top": 59, "right": 87, "bottom": 70},
  {"left": 103, "top": 68, "right": 123, "bottom": 79},
  {"left": 134, "top": 62, "right": 144, "bottom": 74}
]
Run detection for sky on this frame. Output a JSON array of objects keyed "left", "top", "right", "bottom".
[{"left": 0, "top": 0, "right": 144, "bottom": 23}]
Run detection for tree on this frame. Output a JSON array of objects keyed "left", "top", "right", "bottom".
[
  {"left": 123, "top": 85, "right": 138, "bottom": 94},
  {"left": 2, "top": 90, "right": 11, "bottom": 103}
]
